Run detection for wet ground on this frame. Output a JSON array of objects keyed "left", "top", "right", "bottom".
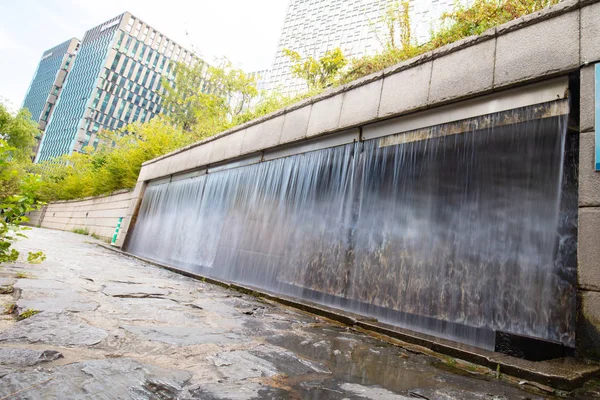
[{"left": 0, "top": 228, "right": 598, "bottom": 399}]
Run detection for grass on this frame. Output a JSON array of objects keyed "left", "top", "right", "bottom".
[
  {"left": 0, "top": 284, "right": 14, "bottom": 295},
  {"left": 90, "top": 233, "right": 111, "bottom": 243},
  {"left": 3, "top": 303, "right": 16, "bottom": 315},
  {"left": 15, "top": 272, "right": 34, "bottom": 279},
  {"left": 17, "top": 308, "right": 40, "bottom": 321},
  {"left": 72, "top": 228, "right": 90, "bottom": 235}
]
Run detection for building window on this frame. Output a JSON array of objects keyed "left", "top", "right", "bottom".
[
  {"left": 126, "top": 18, "right": 134, "bottom": 33},
  {"left": 119, "top": 58, "right": 129, "bottom": 75},
  {"left": 130, "top": 41, "right": 139, "bottom": 57},
  {"left": 139, "top": 45, "right": 147, "bottom": 62},
  {"left": 141, "top": 26, "right": 149, "bottom": 41},
  {"left": 111, "top": 53, "right": 121, "bottom": 70},
  {"left": 116, "top": 31, "right": 125, "bottom": 47}
]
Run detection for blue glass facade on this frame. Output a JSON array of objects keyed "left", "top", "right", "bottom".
[
  {"left": 36, "top": 12, "right": 204, "bottom": 163},
  {"left": 22, "top": 39, "right": 74, "bottom": 123},
  {"left": 36, "top": 16, "right": 121, "bottom": 162}
]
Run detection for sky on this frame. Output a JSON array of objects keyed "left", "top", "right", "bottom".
[{"left": 0, "top": 0, "right": 289, "bottom": 112}]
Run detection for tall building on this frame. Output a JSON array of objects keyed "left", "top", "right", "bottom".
[
  {"left": 267, "top": 0, "right": 456, "bottom": 95},
  {"left": 22, "top": 38, "right": 80, "bottom": 150},
  {"left": 35, "top": 12, "right": 204, "bottom": 163}
]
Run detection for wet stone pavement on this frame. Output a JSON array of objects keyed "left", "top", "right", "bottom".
[{"left": 0, "top": 228, "right": 598, "bottom": 400}]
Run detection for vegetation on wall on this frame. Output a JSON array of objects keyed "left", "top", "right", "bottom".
[
  {"left": 20, "top": 0, "right": 563, "bottom": 204},
  {"left": 283, "top": 48, "right": 348, "bottom": 91},
  {"left": 341, "top": 0, "right": 560, "bottom": 83}
]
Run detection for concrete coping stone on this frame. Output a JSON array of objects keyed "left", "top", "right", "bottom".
[
  {"left": 49, "top": 189, "right": 132, "bottom": 204},
  {"left": 142, "top": 0, "right": 597, "bottom": 168},
  {"left": 99, "top": 243, "right": 600, "bottom": 392},
  {"left": 495, "top": 0, "right": 580, "bottom": 35}
]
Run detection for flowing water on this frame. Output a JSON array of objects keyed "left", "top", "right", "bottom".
[{"left": 127, "top": 104, "right": 577, "bottom": 350}]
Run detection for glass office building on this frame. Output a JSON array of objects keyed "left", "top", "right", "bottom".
[
  {"left": 267, "top": 0, "right": 456, "bottom": 96},
  {"left": 36, "top": 12, "right": 204, "bottom": 163},
  {"left": 22, "top": 38, "right": 80, "bottom": 133}
]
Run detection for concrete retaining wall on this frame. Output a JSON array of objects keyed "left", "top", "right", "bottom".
[
  {"left": 115, "top": 0, "right": 600, "bottom": 358},
  {"left": 32, "top": 190, "right": 132, "bottom": 241}
]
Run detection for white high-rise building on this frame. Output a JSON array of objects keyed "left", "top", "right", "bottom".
[{"left": 267, "top": 0, "right": 456, "bottom": 96}]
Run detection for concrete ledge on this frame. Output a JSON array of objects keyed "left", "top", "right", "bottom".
[
  {"left": 494, "top": 12, "right": 579, "bottom": 87},
  {"left": 579, "top": 132, "right": 600, "bottom": 207},
  {"left": 578, "top": 207, "right": 600, "bottom": 290},
  {"left": 577, "top": 290, "right": 600, "bottom": 359},
  {"left": 98, "top": 243, "right": 600, "bottom": 392},
  {"left": 580, "top": 65, "right": 595, "bottom": 134},
  {"left": 378, "top": 61, "right": 432, "bottom": 118},
  {"left": 581, "top": 1, "right": 600, "bottom": 64}
]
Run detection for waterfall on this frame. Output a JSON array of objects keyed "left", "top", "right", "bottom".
[{"left": 127, "top": 105, "right": 576, "bottom": 350}]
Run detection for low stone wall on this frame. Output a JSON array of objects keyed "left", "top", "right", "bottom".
[
  {"left": 25, "top": 208, "right": 46, "bottom": 227},
  {"left": 31, "top": 190, "right": 132, "bottom": 241}
]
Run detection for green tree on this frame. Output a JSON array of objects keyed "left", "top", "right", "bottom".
[
  {"left": 283, "top": 48, "right": 347, "bottom": 91},
  {"left": 161, "top": 60, "right": 210, "bottom": 132},
  {"left": 161, "top": 59, "right": 258, "bottom": 139},
  {"left": 0, "top": 102, "right": 43, "bottom": 263},
  {"left": 0, "top": 106, "right": 37, "bottom": 164}
]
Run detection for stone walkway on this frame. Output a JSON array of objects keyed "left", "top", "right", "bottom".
[{"left": 0, "top": 228, "right": 597, "bottom": 399}]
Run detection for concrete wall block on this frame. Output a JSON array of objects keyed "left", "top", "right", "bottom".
[
  {"left": 137, "top": 165, "right": 150, "bottom": 182},
  {"left": 209, "top": 130, "right": 245, "bottom": 164},
  {"left": 580, "top": 65, "right": 596, "bottom": 134},
  {"left": 378, "top": 61, "right": 432, "bottom": 118},
  {"left": 578, "top": 207, "right": 600, "bottom": 291},
  {"left": 241, "top": 115, "right": 285, "bottom": 154},
  {"left": 183, "top": 141, "right": 214, "bottom": 171},
  {"left": 577, "top": 290, "right": 600, "bottom": 359},
  {"left": 339, "top": 80, "right": 383, "bottom": 129},
  {"left": 429, "top": 39, "right": 495, "bottom": 103},
  {"left": 166, "top": 153, "right": 189, "bottom": 176},
  {"left": 144, "top": 159, "right": 170, "bottom": 182},
  {"left": 494, "top": 12, "right": 579, "bottom": 87},
  {"left": 280, "top": 105, "right": 312, "bottom": 144},
  {"left": 579, "top": 132, "right": 600, "bottom": 207},
  {"left": 306, "top": 93, "right": 344, "bottom": 137},
  {"left": 581, "top": 2, "right": 600, "bottom": 64}
]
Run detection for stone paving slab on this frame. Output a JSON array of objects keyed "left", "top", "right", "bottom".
[{"left": 0, "top": 228, "right": 597, "bottom": 399}]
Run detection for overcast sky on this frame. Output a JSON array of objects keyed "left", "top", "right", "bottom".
[{"left": 0, "top": 0, "right": 289, "bottom": 111}]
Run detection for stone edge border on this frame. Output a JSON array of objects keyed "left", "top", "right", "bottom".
[{"left": 98, "top": 243, "right": 600, "bottom": 392}]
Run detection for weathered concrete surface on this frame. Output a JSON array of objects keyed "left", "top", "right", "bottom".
[
  {"left": 0, "top": 228, "right": 598, "bottom": 399},
  {"left": 33, "top": 189, "right": 132, "bottom": 241}
]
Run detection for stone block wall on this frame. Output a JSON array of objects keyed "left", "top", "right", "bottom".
[
  {"left": 577, "top": 15, "right": 600, "bottom": 357},
  {"left": 31, "top": 190, "right": 133, "bottom": 241}
]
